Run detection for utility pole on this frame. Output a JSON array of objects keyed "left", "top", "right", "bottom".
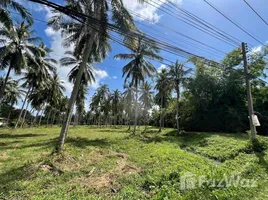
[{"left": 242, "top": 42, "right": 257, "bottom": 140}]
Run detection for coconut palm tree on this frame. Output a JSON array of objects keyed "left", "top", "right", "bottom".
[
  {"left": 0, "top": 0, "right": 33, "bottom": 28},
  {"left": 114, "top": 36, "right": 162, "bottom": 134},
  {"left": 0, "top": 21, "right": 43, "bottom": 102},
  {"left": 167, "top": 61, "right": 192, "bottom": 135},
  {"left": 60, "top": 51, "right": 97, "bottom": 86},
  {"left": 0, "top": 77, "right": 24, "bottom": 122},
  {"left": 139, "top": 81, "right": 154, "bottom": 131},
  {"left": 14, "top": 44, "right": 57, "bottom": 128},
  {"left": 75, "top": 85, "right": 88, "bottom": 125},
  {"left": 123, "top": 84, "right": 135, "bottom": 130},
  {"left": 91, "top": 84, "right": 111, "bottom": 126},
  {"left": 155, "top": 68, "right": 172, "bottom": 133},
  {"left": 60, "top": 51, "right": 97, "bottom": 126},
  {"left": 45, "top": 0, "right": 145, "bottom": 151},
  {"left": 111, "top": 89, "right": 122, "bottom": 126}
]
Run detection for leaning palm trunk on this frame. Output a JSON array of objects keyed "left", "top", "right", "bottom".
[
  {"left": 159, "top": 95, "right": 164, "bottom": 133},
  {"left": 58, "top": 32, "right": 96, "bottom": 152},
  {"left": 15, "top": 87, "right": 31, "bottom": 129},
  {"left": 7, "top": 103, "right": 14, "bottom": 125},
  {"left": 20, "top": 97, "right": 32, "bottom": 128},
  {"left": 0, "top": 66, "right": 12, "bottom": 102},
  {"left": 133, "top": 85, "right": 138, "bottom": 135}
]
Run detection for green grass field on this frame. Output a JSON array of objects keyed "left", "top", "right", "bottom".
[{"left": 0, "top": 126, "right": 268, "bottom": 199}]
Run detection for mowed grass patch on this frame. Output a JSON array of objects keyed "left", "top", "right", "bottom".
[{"left": 0, "top": 126, "right": 268, "bottom": 199}]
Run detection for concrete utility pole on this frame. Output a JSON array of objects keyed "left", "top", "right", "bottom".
[{"left": 242, "top": 42, "right": 257, "bottom": 140}]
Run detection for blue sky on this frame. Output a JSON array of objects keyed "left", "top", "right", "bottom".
[{"left": 4, "top": 0, "right": 268, "bottom": 109}]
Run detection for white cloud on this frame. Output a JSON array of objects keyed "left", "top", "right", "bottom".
[
  {"left": 158, "top": 64, "right": 167, "bottom": 72},
  {"left": 112, "top": 76, "right": 117, "bottom": 79},
  {"left": 251, "top": 45, "right": 262, "bottom": 54},
  {"left": 123, "top": 0, "right": 182, "bottom": 22},
  {"left": 91, "top": 70, "right": 109, "bottom": 89},
  {"left": 16, "top": 0, "right": 45, "bottom": 12}
]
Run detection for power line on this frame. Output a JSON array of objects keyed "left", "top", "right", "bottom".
[
  {"left": 143, "top": 0, "right": 239, "bottom": 47},
  {"left": 134, "top": 20, "right": 224, "bottom": 60},
  {"left": 242, "top": 0, "right": 268, "bottom": 26},
  {"left": 165, "top": 0, "right": 243, "bottom": 45},
  {"left": 27, "top": 0, "right": 224, "bottom": 68},
  {"left": 157, "top": 0, "right": 242, "bottom": 46},
  {"left": 11, "top": 11, "right": 197, "bottom": 71},
  {"left": 125, "top": 9, "right": 227, "bottom": 55},
  {"left": 203, "top": 0, "right": 265, "bottom": 45}
]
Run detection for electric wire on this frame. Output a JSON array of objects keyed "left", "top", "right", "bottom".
[
  {"left": 242, "top": 0, "right": 268, "bottom": 26},
  {"left": 203, "top": 0, "right": 265, "bottom": 45}
]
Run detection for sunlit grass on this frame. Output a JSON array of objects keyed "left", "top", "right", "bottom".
[{"left": 0, "top": 126, "right": 268, "bottom": 199}]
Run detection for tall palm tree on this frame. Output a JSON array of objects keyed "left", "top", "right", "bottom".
[
  {"left": 60, "top": 51, "right": 96, "bottom": 126},
  {"left": 0, "top": 77, "right": 24, "bottom": 122},
  {"left": 115, "top": 36, "right": 162, "bottom": 134},
  {"left": 139, "top": 81, "right": 154, "bottom": 131},
  {"left": 123, "top": 84, "right": 135, "bottom": 130},
  {"left": 60, "top": 51, "right": 97, "bottom": 86},
  {"left": 75, "top": 85, "right": 88, "bottom": 125},
  {"left": 91, "top": 84, "right": 111, "bottom": 126},
  {"left": 0, "top": 0, "right": 33, "bottom": 28},
  {"left": 0, "top": 21, "right": 43, "bottom": 102},
  {"left": 168, "top": 61, "right": 192, "bottom": 135},
  {"left": 45, "top": 0, "right": 144, "bottom": 151},
  {"left": 111, "top": 89, "right": 122, "bottom": 126},
  {"left": 14, "top": 44, "right": 57, "bottom": 128},
  {"left": 155, "top": 68, "right": 172, "bottom": 133}
]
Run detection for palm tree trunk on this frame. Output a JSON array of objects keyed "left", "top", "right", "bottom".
[
  {"left": 133, "top": 85, "right": 138, "bottom": 135},
  {"left": 38, "top": 108, "right": 44, "bottom": 126},
  {"left": 51, "top": 111, "right": 56, "bottom": 126},
  {"left": 0, "top": 65, "right": 12, "bottom": 102},
  {"left": 159, "top": 95, "right": 164, "bottom": 133},
  {"left": 46, "top": 110, "right": 52, "bottom": 127},
  {"left": 15, "top": 87, "right": 31, "bottom": 129},
  {"left": 29, "top": 109, "right": 35, "bottom": 126},
  {"left": 7, "top": 103, "right": 14, "bottom": 126},
  {"left": 58, "top": 32, "right": 96, "bottom": 152},
  {"left": 144, "top": 114, "right": 148, "bottom": 132},
  {"left": 33, "top": 109, "right": 40, "bottom": 126},
  {"left": 74, "top": 112, "right": 79, "bottom": 126},
  {"left": 20, "top": 96, "right": 32, "bottom": 128},
  {"left": 176, "top": 87, "right": 180, "bottom": 135}
]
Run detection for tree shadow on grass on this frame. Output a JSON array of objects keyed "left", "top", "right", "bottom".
[
  {"left": 65, "top": 137, "right": 110, "bottom": 148},
  {"left": 137, "top": 131, "right": 213, "bottom": 148},
  {"left": 0, "top": 133, "right": 47, "bottom": 139},
  {"left": 0, "top": 138, "right": 58, "bottom": 151},
  {"left": 95, "top": 129, "right": 128, "bottom": 133},
  {"left": 142, "top": 129, "right": 159, "bottom": 134},
  {"left": 0, "top": 141, "right": 21, "bottom": 147}
]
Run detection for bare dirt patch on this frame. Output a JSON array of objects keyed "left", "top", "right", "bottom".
[{"left": 74, "top": 152, "right": 140, "bottom": 190}]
